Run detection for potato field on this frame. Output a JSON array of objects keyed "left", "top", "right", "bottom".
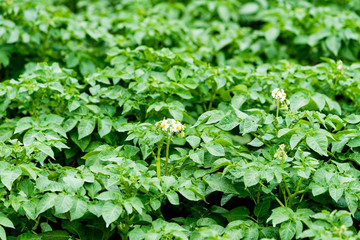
[{"left": 1, "top": 0, "right": 360, "bottom": 239}]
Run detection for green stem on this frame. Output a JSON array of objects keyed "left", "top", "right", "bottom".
[
  {"left": 156, "top": 144, "right": 162, "bottom": 178},
  {"left": 164, "top": 133, "right": 173, "bottom": 176},
  {"left": 207, "top": 88, "right": 216, "bottom": 111},
  {"left": 256, "top": 184, "right": 261, "bottom": 204},
  {"left": 259, "top": 182, "right": 285, "bottom": 207},
  {"left": 246, "top": 189, "right": 257, "bottom": 204},
  {"left": 168, "top": 155, "right": 189, "bottom": 174},
  {"left": 169, "top": 146, "right": 206, "bottom": 175},
  {"left": 247, "top": 216, "right": 259, "bottom": 223},
  {"left": 276, "top": 98, "right": 280, "bottom": 118},
  {"left": 335, "top": 73, "right": 339, "bottom": 87},
  {"left": 288, "top": 177, "right": 303, "bottom": 208},
  {"left": 281, "top": 157, "right": 291, "bottom": 206},
  {"left": 250, "top": 132, "right": 272, "bottom": 148},
  {"left": 299, "top": 192, "right": 305, "bottom": 204}
]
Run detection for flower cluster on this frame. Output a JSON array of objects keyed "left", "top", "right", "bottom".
[
  {"left": 155, "top": 118, "right": 185, "bottom": 135},
  {"left": 272, "top": 88, "right": 287, "bottom": 102},
  {"left": 274, "top": 144, "right": 288, "bottom": 160}
]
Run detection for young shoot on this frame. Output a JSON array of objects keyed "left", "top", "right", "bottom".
[{"left": 155, "top": 118, "right": 185, "bottom": 178}]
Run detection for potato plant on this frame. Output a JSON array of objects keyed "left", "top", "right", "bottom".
[{"left": 1, "top": 0, "right": 360, "bottom": 239}]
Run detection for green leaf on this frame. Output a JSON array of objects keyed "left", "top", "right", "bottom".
[
  {"left": 19, "top": 165, "right": 37, "bottom": 180},
  {"left": 290, "top": 92, "right": 309, "bottom": 112},
  {"left": 123, "top": 145, "right": 140, "bottom": 158},
  {"left": 231, "top": 94, "right": 247, "bottom": 109},
  {"left": 130, "top": 197, "right": 144, "bottom": 214},
  {"left": 222, "top": 207, "right": 250, "bottom": 222},
  {"left": 79, "top": 60, "right": 96, "bottom": 76},
  {"left": 169, "top": 107, "right": 183, "bottom": 121},
  {"left": 55, "top": 194, "right": 74, "bottom": 214},
  {"left": 23, "top": 129, "right": 37, "bottom": 146},
  {"left": 39, "top": 230, "right": 70, "bottom": 240},
  {"left": 265, "top": 27, "right": 280, "bottom": 42},
  {"left": 14, "top": 122, "right": 33, "bottom": 134},
  {"left": 218, "top": 5, "right": 230, "bottom": 22},
  {"left": 178, "top": 188, "right": 198, "bottom": 201},
  {"left": 325, "top": 97, "right": 341, "bottom": 115},
  {"left": 326, "top": 36, "right": 341, "bottom": 56},
  {"left": 70, "top": 132, "right": 91, "bottom": 152},
  {"left": 63, "top": 118, "right": 78, "bottom": 132},
  {"left": 254, "top": 200, "right": 271, "bottom": 218},
  {"left": 37, "top": 144, "right": 54, "bottom": 159},
  {"left": 279, "top": 221, "right": 296, "bottom": 240},
  {"left": 70, "top": 198, "right": 87, "bottom": 221},
  {"left": 206, "top": 143, "right": 225, "bottom": 157},
  {"left": 102, "top": 201, "right": 123, "bottom": 228},
  {"left": 189, "top": 150, "right": 204, "bottom": 164},
  {"left": 306, "top": 134, "right": 328, "bottom": 156},
  {"left": 204, "top": 174, "right": 238, "bottom": 194},
  {"left": 0, "top": 51, "right": 9, "bottom": 68},
  {"left": 267, "top": 207, "right": 293, "bottom": 226},
  {"left": 129, "top": 228, "right": 145, "bottom": 240},
  {"left": 192, "top": 110, "right": 222, "bottom": 128},
  {"left": 344, "top": 114, "right": 360, "bottom": 124},
  {"left": 186, "top": 136, "right": 201, "bottom": 149},
  {"left": 98, "top": 117, "right": 112, "bottom": 138},
  {"left": 7, "top": 28, "right": 19, "bottom": 43},
  {"left": 19, "top": 179, "right": 34, "bottom": 197},
  {"left": 66, "top": 52, "right": 80, "bottom": 68},
  {"left": 345, "top": 191, "right": 357, "bottom": 215},
  {"left": 63, "top": 176, "right": 84, "bottom": 191},
  {"left": 166, "top": 192, "right": 179, "bottom": 205},
  {"left": 312, "top": 93, "right": 326, "bottom": 111},
  {"left": 240, "top": 3, "right": 259, "bottom": 14},
  {"left": 290, "top": 131, "right": 305, "bottom": 150},
  {"left": 37, "top": 193, "right": 57, "bottom": 216},
  {"left": 329, "top": 186, "right": 343, "bottom": 202},
  {"left": 347, "top": 137, "right": 360, "bottom": 148},
  {"left": 61, "top": 221, "right": 86, "bottom": 239},
  {"left": 240, "top": 117, "right": 259, "bottom": 134},
  {"left": 1, "top": 168, "right": 21, "bottom": 191},
  {"left": 22, "top": 201, "right": 37, "bottom": 220},
  {"left": 243, "top": 168, "right": 260, "bottom": 187},
  {"left": 215, "top": 114, "right": 239, "bottom": 131},
  {"left": 78, "top": 118, "right": 96, "bottom": 139},
  {"left": 0, "top": 214, "right": 14, "bottom": 229},
  {"left": 0, "top": 226, "right": 5, "bottom": 240},
  {"left": 311, "top": 183, "right": 327, "bottom": 196}
]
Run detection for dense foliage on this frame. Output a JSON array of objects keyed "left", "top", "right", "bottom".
[{"left": 1, "top": 0, "right": 360, "bottom": 239}]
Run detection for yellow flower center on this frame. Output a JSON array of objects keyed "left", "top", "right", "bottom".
[{"left": 161, "top": 123, "right": 166, "bottom": 128}]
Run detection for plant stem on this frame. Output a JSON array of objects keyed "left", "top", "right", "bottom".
[
  {"left": 259, "top": 182, "right": 285, "bottom": 207},
  {"left": 246, "top": 189, "right": 257, "bottom": 204},
  {"left": 256, "top": 184, "right": 261, "bottom": 204},
  {"left": 288, "top": 177, "right": 303, "bottom": 208},
  {"left": 276, "top": 98, "right": 280, "bottom": 118},
  {"left": 207, "top": 88, "right": 216, "bottom": 111},
  {"left": 164, "top": 133, "right": 173, "bottom": 176},
  {"left": 168, "top": 155, "right": 189, "bottom": 174},
  {"left": 281, "top": 159, "right": 291, "bottom": 197},
  {"left": 156, "top": 144, "right": 162, "bottom": 178}
]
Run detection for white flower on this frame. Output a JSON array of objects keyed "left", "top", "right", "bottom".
[
  {"left": 155, "top": 118, "right": 185, "bottom": 135},
  {"left": 272, "top": 88, "right": 287, "bottom": 103},
  {"left": 271, "top": 88, "right": 280, "bottom": 98},
  {"left": 337, "top": 60, "right": 343, "bottom": 72}
]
